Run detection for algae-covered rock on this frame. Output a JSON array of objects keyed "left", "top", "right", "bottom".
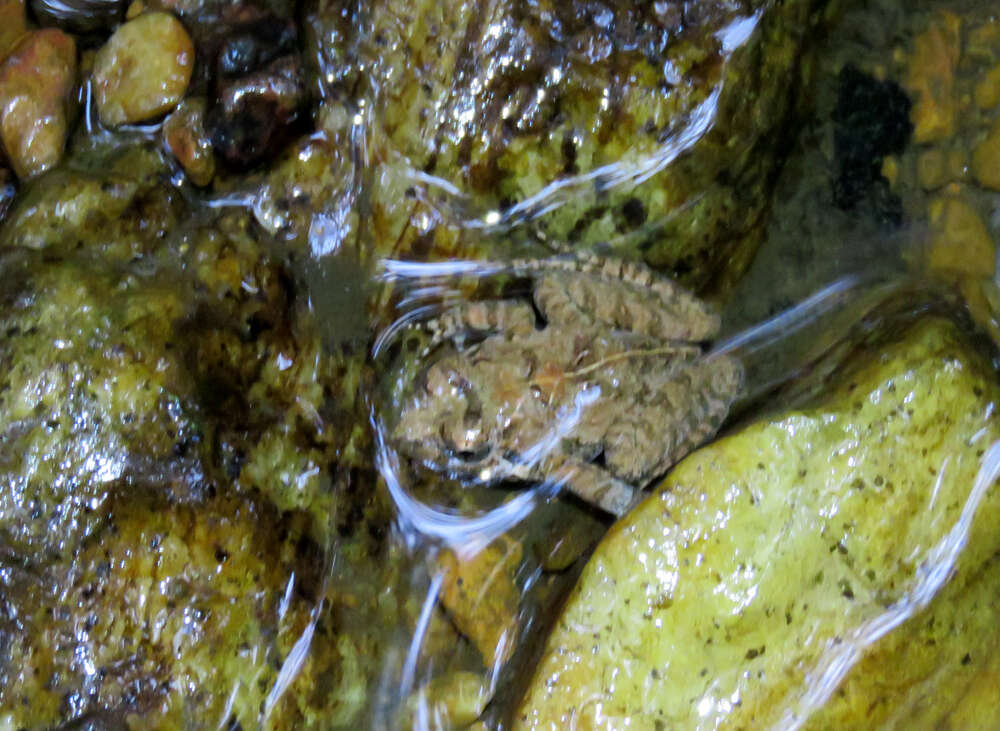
[
  {"left": 0, "top": 250, "right": 203, "bottom": 557},
  {"left": 0, "top": 147, "right": 370, "bottom": 557},
  {"left": 517, "top": 317, "right": 1000, "bottom": 729},
  {"left": 310, "top": 0, "right": 829, "bottom": 287},
  {"left": 0, "top": 494, "right": 363, "bottom": 729},
  {"left": 0, "top": 144, "right": 180, "bottom": 255}
]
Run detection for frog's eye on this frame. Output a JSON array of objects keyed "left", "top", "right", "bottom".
[{"left": 443, "top": 443, "right": 491, "bottom": 464}]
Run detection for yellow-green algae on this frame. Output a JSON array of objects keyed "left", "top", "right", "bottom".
[{"left": 517, "top": 317, "right": 1000, "bottom": 729}]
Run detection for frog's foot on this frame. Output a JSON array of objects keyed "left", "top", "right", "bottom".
[
  {"left": 516, "top": 254, "right": 721, "bottom": 342},
  {"left": 550, "top": 457, "right": 639, "bottom": 518},
  {"left": 423, "top": 299, "right": 536, "bottom": 355}
]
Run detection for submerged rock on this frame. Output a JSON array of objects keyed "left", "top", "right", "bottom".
[
  {"left": 309, "top": 0, "right": 831, "bottom": 288},
  {"left": 92, "top": 11, "right": 194, "bottom": 126},
  {"left": 0, "top": 494, "right": 334, "bottom": 728},
  {"left": 517, "top": 317, "right": 1000, "bottom": 729},
  {"left": 0, "top": 29, "right": 77, "bottom": 179}
]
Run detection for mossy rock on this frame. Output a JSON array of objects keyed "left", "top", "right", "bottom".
[
  {"left": 309, "top": 0, "right": 831, "bottom": 289},
  {"left": 517, "top": 317, "right": 1000, "bottom": 728}
]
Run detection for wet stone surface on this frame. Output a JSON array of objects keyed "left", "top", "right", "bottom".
[{"left": 92, "top": 11, "right": 194, "bottom": 126}]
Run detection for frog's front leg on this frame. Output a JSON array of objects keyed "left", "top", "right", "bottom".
[
  {"left": 545, "top": 455, "right": 639, "bottom": 517},
  {"left": 424, "top": 299, "right": 536, "bottom": 353}
]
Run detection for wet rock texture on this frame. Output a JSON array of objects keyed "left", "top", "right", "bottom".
[
  {"left": 0, "top": 142, "right": 405, "bottom": 729},
  {"left": 198, "top": 7, "right": 309, "bottom": 170},
  {"left": 518, "top": 317, "right": 1000, "bottom": 729},
  {"left": 0, "top": 29, "right": 77, "bottom": 179},
  {"left": 308, "top": 0, "right": 830, "bottom": 288},
  {"left": 92, "top": 11, "right": 194, "bottom": 126}
]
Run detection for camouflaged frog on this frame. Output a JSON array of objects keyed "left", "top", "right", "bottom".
[{"left": 391, "top": 255, "right": 743, "bottom": 516}]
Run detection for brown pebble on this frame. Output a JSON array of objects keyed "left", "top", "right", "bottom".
[
  {"left": 93, "top": 11, "right": 193, "bottom": 126},
  {"left": 163, "top": 97, "right": 215, "bottom": 186},
  {"left": 0, "top": 29, "right": 76, "bottom": 179}
]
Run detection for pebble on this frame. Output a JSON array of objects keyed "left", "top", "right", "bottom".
[
  {"left": 0, "top": 0, "right": 26, "bottom": 59},
  {"left": 438, "top": 536, "right": 522, "bottom": 669},
  {"left": 905, "top": 13, "right": 961, "bottom": 144},
  {"left": 0, "top": 29, "right": 77, "bottom": 179},
  {"left": 916, "top": 149, "right": 947, "bottom": 190},
  {"left": 206, "top": 55, "right": 308, "bottom": 170},
  {"left": 207, "top": 54, "right": 306, "bottom": 169},
  {"left": 163, "top": 97, "right": 215, "bottom": 185},
  {"left": 975, "top": 64, "right": 1000, "bottom": 110},
  {"left": 30, "top": 0, "right": 124, "bottom": 37},
  {"left": 92, "top": 11, "right": 193, "bottom": 126},
  {"left": 926, "top": 197, "right": 995, "bottom": 278},
  {"left": 971, "top": 115, "right": 1000, "bottom": 191}
]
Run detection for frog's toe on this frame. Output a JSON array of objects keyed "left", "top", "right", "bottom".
[{"left": 553, "top": 458, "right": 639, "bottom": 517}]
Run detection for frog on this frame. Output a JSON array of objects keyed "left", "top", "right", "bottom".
[{"left": 389, "top": 254, "right": 744, "bottom": 516}]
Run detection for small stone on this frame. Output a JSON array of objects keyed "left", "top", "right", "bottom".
[
  {"left": 927, "top": 197, "right": 996, "bottom": 278},
  {"left": 163, "top": 97, "right": 214, "bottom": 185},
  {"left": 905, "top": 13, "right": 961, "bottom": 144},
  {"left": 0, "top": 0, "right": 26, "bottom": 59},
  {"left": 207, "top": 54, "right": 307, "bottom": 170},
  {"left": 0, "top": 29, "right": 77, "bottom": 179},
  {"left": 971, "top": 117, "right": 1000, "bottom": 191},
  {"left": 93, "top": 11, "right": 194, "bottom": 126},
  {"left": 975, "top": 64, "right": 1000, "bottom": 110},
  {"left": 880, "top": 155, "right": 899, "bottom": 187},
  {"left": 30, "top": 0, "right": 124, "bottom": 37},
  {"left": 916, "top": 149, "right": 947, "bottom": 190},
  {"left": 946, "top": 146, "right": 969, "bottom": 182},
  {"left": 438, "top": 536, "right": 522, "bottom": 669}
]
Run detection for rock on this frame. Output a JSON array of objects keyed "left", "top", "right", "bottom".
[
  {"left": 162, "top": 96, "right": 215, "bottom": 185},
  {"left": 916, "top": 148, "right": 947, "bottom": 189},
  {"left": 517, "top": 317, "right": 1000, "bottom": 729},
  {"left": 30, "top": 0, "right": 125, "bottom": 38},
  {"left": 971, "top": 116, "right": 1000, "bottom": 190},
  {"left": 0, "top": 493, "right": 331, "bottom": 728},
  {"left": 92, "top": 11, "right": 194, "bottom": 126},
  {"left": 207, "top": 8, "right": 297, "bottom": 80},
  {"left": 927, "top": 197, "right": 996, "bottom": 278},
  {"left": 438, "top": 536, "right": 522, "bottom": 669},
  {"left": 0, "top": 144, "right": 178, "bottom": 254},
  {"left": 404, "top": 671, "right": 491, "bottom": 729},
  {"left": 0, "top": 29, "right": 76, "bottom": 179},
  {"left": 309, "top": 0, "right": 832, "bottom": 288},
  {"left": 905, "top": 12, "right": 961, "bottom": 144},
  {"left": 974, "top": 63, "right": 1000, "bottom": 110},
  {"left": 207, "top": 53, "right": 308, "bottom": 170},
  {"left": 0, "top": 0, "right": 26, "bottom": 58}
]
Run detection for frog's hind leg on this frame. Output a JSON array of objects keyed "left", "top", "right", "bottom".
[
  {"left": 520, "top": 255, "right": 721, "bottom": 341},
  {"left": 547, "top": 456, "right": 639, "bottom": 518},
  {"left": 605, "top": 354, "right": 744, "bottom": 483},
  {"left": 423, "top": 299, "right": 537, "bottom": 355}
]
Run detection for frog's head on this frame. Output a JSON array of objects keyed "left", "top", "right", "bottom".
[{"left": 392, "top": 356, "right": 500, "bottom": 477}]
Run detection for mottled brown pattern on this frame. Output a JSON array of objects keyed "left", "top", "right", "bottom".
[{"left": 392, "top": 254, "right": 743, "bottom": 515}]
